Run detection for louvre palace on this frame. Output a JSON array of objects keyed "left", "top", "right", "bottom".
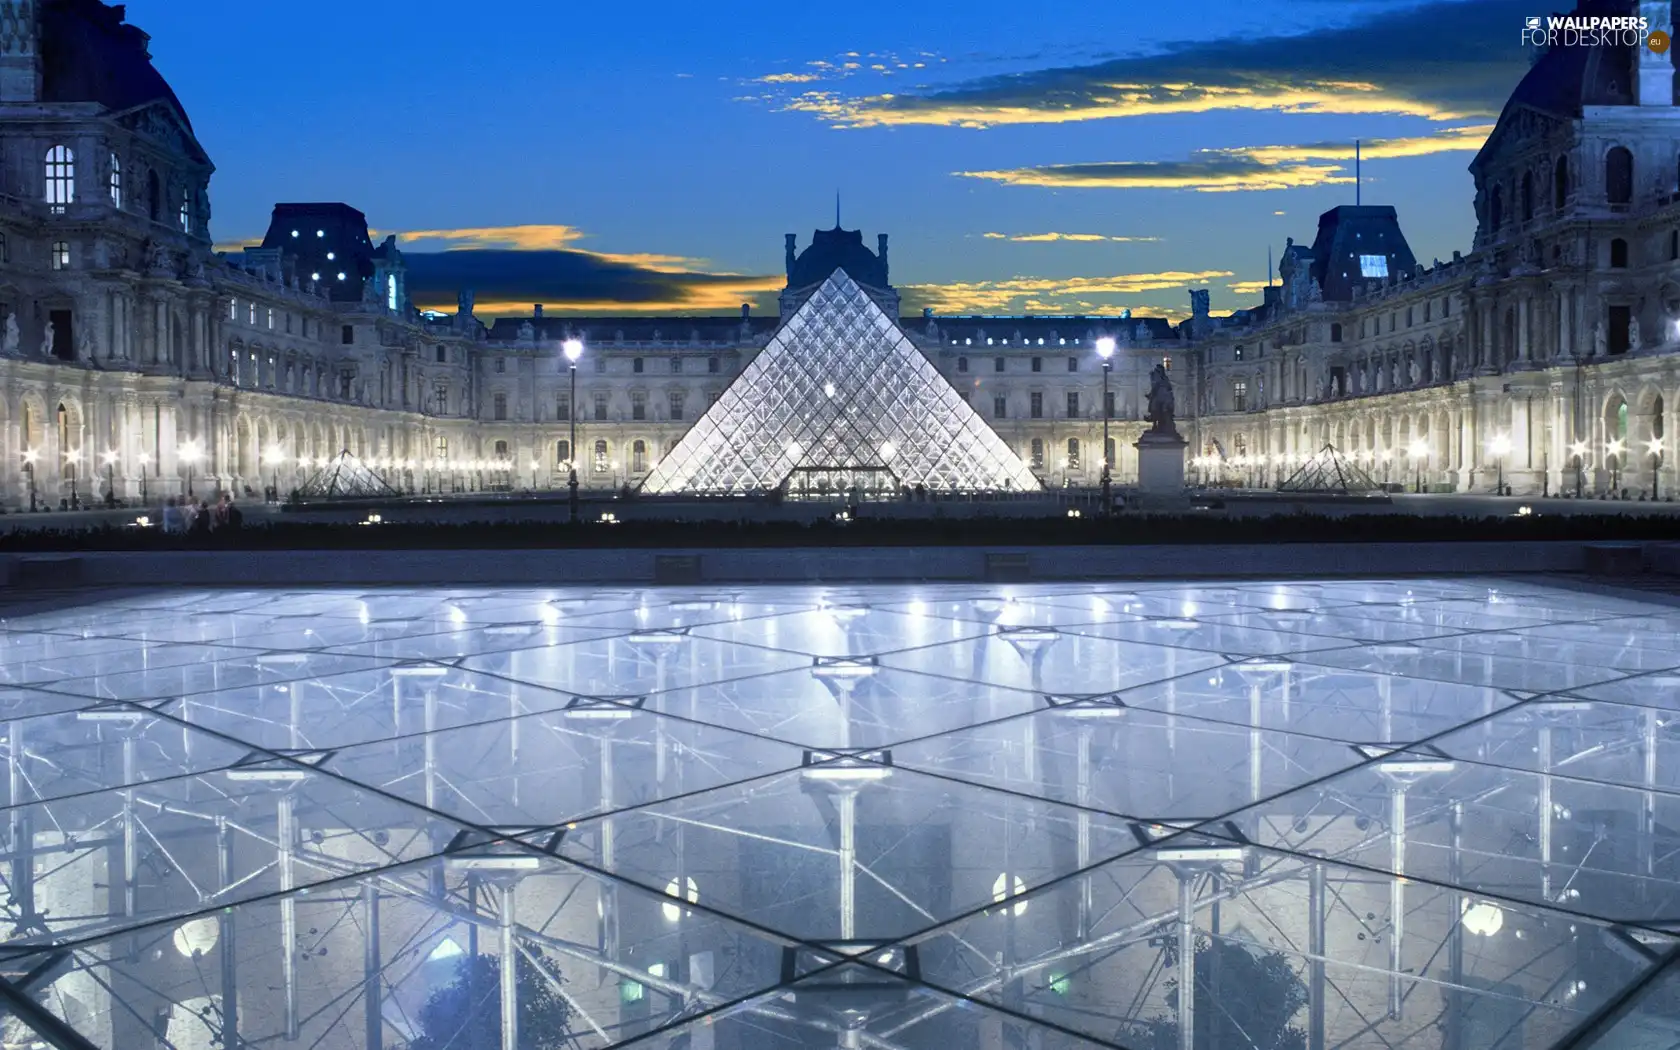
[{"left": 8, "top": 0, "right": 1680, "bottom": 506}]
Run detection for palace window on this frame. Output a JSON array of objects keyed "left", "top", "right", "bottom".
[
  {"left": 1554, "top": 154, "right": 1569, "bottom": 210},
  {"left": 594, "top": 356, "right": 606, "bottom": 373},
  {"left": 594, "top": 440, "right": 608, "bottom": 472},
  {"left": 1067, "top": 356, "right": 1078, "bottom": 372},
  {"left": 1489, "top": 186, "right": 1503, "bottom": 232},
  {"left": 994, "top": 357, "right": 1005, "bottom": 372},
  {"left": 1521, "top": 171, "right": 1534, "bottom": 222},
  {"left": 631, "top": 392, "right": 647, "bottom": 421},
  {"left": 1031, "top": 356, "right": 1042, "bottom": 373},
  {"left": 1030, "top": 392, "right": 1043, "bottom": 419},
  {"left": 1234, "top": 345, "right": 1244, "bottom": 361},
  {"left": 707, "top": 356, "right": 720, "bottom": 373},
  {"left": 1610, "top": 238, "right": 1629, "bottom": 268},
  {"left": 387, "top": 275, "right": 397, "bottom": 311},
  {"left": 1104, "top": 390, "right": 1115, "bottom": 419},
  {"left": 434, "top": 387, "right": 448, "bottom": 413},
  {"left": 495, "top": 357, "right": 505, "bottom": 374},
  {"left": 957, "top": 356, "right": 968, "bottom": 373},
  {"left": 436, "top": 346, "right": 446, "bottom": 363},
  {"left": 1066, "top": 391, "right": 1079, "bottom": 418},
  {"left": 1233, "top": 380, "right": 1248, "bottom": 412},
  {"left": 1030, "top": 438, "right": 1044, "bottom": 469},
  {"left": 1105, "top": 436, "right": 1116, "bottom": 468},
  {"left": 556, "top": 396, "right": 570, "bottom": 421},
  {"left": 109, "top": 153, "right": 121, "bottom": 208},
  {"left": 45, "top": 146, "right": 73, "bottom": 212},
  {"left": 671, "top": 356, "right": 683, "bottom": 374},
  {"left": 50, "top": 241, "right": 68, "bottom": 270},
  {"left": 669, "top": 391, "right": 685, "bottom": 421},
  {"left": 266, "top": 307, "right": 274, "bottom": 330},
  {"left": 1606, "top": 146, "right": 1634, "bottom": 206},
  {"left": 594, "top": 393, "right": 608, "bottom": 420},
  {"left": 341, "top": 324, "right": 353, "bottom": 344},
  {"left": 229, "top": 300, "right": 237, "bottom": 321},
  {"left": 1067, "top": 438, "right": 1081, "bottom": 469},
  {"left": 494, "top": 440, "right": 509, "bottom": 458},
  {"left": 632, "top": 440, "right": 647, "bottom": 473},
  {"left": 633, "top": 357, "right": 644, "bottom": 374},
  {"left": 493, "top": 393, "right": 507, "bottom": 420},
  {"left": 1330, "top": 323, "right": 1342, "bottom": 342},
  {"left": 993, "top": 395, "right": 1007, "bottom": 420},
  {"left": 556, "top": 439, "right": 571, "bottom": 464},
  {"left": 1359, "top": 254, "right": 1388, "bottom": 278},
  {"left": 180, "top": 190, "right": 191, "bottom": 233}
]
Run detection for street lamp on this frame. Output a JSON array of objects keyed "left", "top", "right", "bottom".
[
  {"left": 101, "top": 450, "right": 118, "bottom": 506},
  {"left": 22, "top": 449, "right": 37, "bottom": 512},
  {"left": 1407, "top": 440, "right": 1428, "bottom": 493},
  {"left": 1569, "top": 440, "right": 1587, "bottom": 498},
  {"left": 263, "top": 444, "right": 285, "bottom": 501},
  {"left": 564, "top": 337, "right": 584, "bottom": 521},
  {"left": 529, "top": 457, "right": 539, "bottom": 490},
  {"left": 1649, "top": 438, "right": 1664, "bottom": 499},
  {"left": 64, "top": 448, "right": 81, "bottom": 509},
  {"left": 1488, "top": 432, "right": 1511, "bottom": 495},
  {"left": 1607, "top": 438, "right": 1626, "bottom": 493},
  {"left": 1095, "top": 336, "right": 1115, "bottom": 514},
  {"left": 180, "top": 439, "right": 203, "bottom": 498},
  {"left": 137, "top": 451, "right": 150, "bottom": 504}
]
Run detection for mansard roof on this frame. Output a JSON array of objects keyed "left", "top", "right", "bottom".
[
  {"left": 1498, "top": 0, "right": 1669, "bottom": 124},
  {"left": 788, "top": 227, "right": 888, "bottom": 290},
  {"left": 1308, "top": 205, "right": 1418, "bottom": 303},
  {"left": 41, "top": 0, "right": 194, "bottom": 130},
  {"left": 260, "top": 204, "right": 377, "bottom": 303}
]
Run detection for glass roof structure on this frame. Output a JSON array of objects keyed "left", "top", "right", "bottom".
[
  {"left": 641, "top": 269, "right": 1041, "bottom": 496},
  {"left": 0, "top": 578, "right": 1676, "bottom": 1049}
]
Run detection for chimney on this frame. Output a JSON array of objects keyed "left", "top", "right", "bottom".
[
  {"left": 533, "top": 303, "right": 543, "bottom": 319},
  {"left": 878, "top": 234, "right": 890, "bottom": 282},
  {"left": 785, "top": 234, "right": 797, "bottom": 279},
  {"left": 922, "top": 307, "right": 933, "bottom": 320},
  {"left": 457, "top": 289, "right": 475, "bottom": 316},
  {"left": 741, "top": 303, "right": 751, "bottom": 319}
]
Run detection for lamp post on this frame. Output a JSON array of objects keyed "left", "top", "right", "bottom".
[
  {"left": 22, "top": 449, "right": 36, "bottom": 512},
  {"left": 138, "top": 452, "right": 150, "bottom": 504},
  {"left": 1569, "top": 440, "right": 1587, "bottom": 498},
  {"left": 1608, "top": 438, "right": 1626, "bottom": 494},
  {"left": 1407, "top": 440, "right": 1427, "bottom": 494},
  {"left": 181, "top": 440, "right": 202, "bottom": 498},
  {"left": 101, "top": 450, "right": 118, "bottom": 506},
  {"left": 1096, "top": 336, "right": 1114, "bottom": 514},
  {"left": 1648, "top": 438, "right": 1663, "bottom": 499},
  {"left": 263, "top": 445, "right": 285, "bottom": 502},
  {"left": 64, "top": 449, "right": 80, "bottom": 510},
  {"left": 529, "top": 458, "right": 539, "bottom": 491},
  {"left": 1488, "top": 432, "right": 1511, "bottom": 496},
  {"left": 564, "top": 338, "right": 583, "bottom": 521}
]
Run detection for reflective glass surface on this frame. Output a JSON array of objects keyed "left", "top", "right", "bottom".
[{"left": 0, "top": 579, "right": 1676, "bottom": 1049}]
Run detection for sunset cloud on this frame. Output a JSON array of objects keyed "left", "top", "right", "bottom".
[
  {"left": 982, "top": 232, "right": 1162, "bottom": 243},
  {"left": 902, "top": 269, "right": 1231, "bottom": 314},
  {"left": 403, "top": 250, "right": 783, "bottom": 318},
  {"left": 1227, "top": 280, "right": 1273, "bottom": 295},
  {"left": 393, "top": 224, "right": 590, "bottom": 251},
  {"left": 772, "top": 0, "right": 1525, "bottom": 129},
  {"left": 959, "top": 124, "right": 1490, "bottom": 193}
]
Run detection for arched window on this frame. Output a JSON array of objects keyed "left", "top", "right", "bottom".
[
  {"left": 1521, "top": 171, "right": 1534, "bottom": 222},
  {"left": 632, "top": 439, "right": 647, "bottom": 473},
  {"left": 493, "top": 439, "right": 509, "bottom": 458},
  {"left": 108, "top": 153, "right": 121, "bottom": 208},
  {"left": 593, "top": 440, "right": 608, "bottom": 472},
  {"left": 1656, "top": 396, "right": 1666, "bottom": 442},
  {"left": 1618, "top": 401, "right": 1630, "bottom": 441},
  {"left": 1029, "top": 438, "right": 1044, "bottom": 469},
  {"left": 1555, "top": 155, "right": 1569, "bottom": 210},
  {"left": 146, "top": 170, "right": 160, "bottom": 221},
  {"left": 1611, "top": 238, "right": 1629, "bottom": 268},
  {"left": 1606, "top": 146, "right": 1634, "bottom": 206},
  {"left": 556, "top": 439, "right": 571, "bottom": 464},
  {"left": 44, "top": 145, "right": 74, "bottom": 212}
]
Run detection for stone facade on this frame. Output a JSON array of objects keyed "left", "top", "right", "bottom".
[{"left": 7, "top": 0, "right": 1680, "bottom": 511}]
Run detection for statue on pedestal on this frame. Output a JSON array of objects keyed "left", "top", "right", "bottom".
[
  {"left": 39, "top": 319, "right": 53, "bottom": 358},
  {"left": 1593, "top": 320, "right": 1607, "bottom": 357},
  {"left": 4, "top": 313, "right": 19, "bottom": 355},
  {"left": 1145, "top": 362, "right": 1178, "bottom": 437},
  {"left": 1630, "top": 316, "right": 1643, "bottom": 352}
]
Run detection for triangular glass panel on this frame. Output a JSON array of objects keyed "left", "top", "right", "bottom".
[
  {"left": 295, "top": 448, "right": 400, "bottom": 499},
  {"left": 641, "top": 268, "right": 1040, "bottom": 496}
]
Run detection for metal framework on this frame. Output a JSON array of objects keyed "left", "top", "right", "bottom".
[
  {"left": 0, "top": 581, "right": 1676, "bottom": 1050},
  {"left": 1277, "top": 443, "right": 1383, "bottom": 495},
  {"left": 640, "top": 269, "right": 1041, "bottom": 496}
]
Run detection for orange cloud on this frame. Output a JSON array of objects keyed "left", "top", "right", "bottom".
[
  {"left": 982, "top": 232, "right": 1163, "bottom": 243},
  {"left": 903, "top": 270, "right": 1232, "bottom": 313},
  {"left": 1227, "top": 280, "right": 1273, "bottom": 295},
  {"left": 392, "top": 224, "right": 589, "bottom": 251}
]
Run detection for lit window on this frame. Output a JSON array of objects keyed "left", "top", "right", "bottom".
[
  {"left": 311, "top": 272, "right": 320, "bottom": 281},
  {"left": 44, "top": 145, "right": 74, "bottom": 212},
  {"left": 228, "top": 300, "right": 236, "bottom": 321},
  {"left": 669, "top": 391, "right": 685, "bottom": 420},
  {"left": 266, "top": 308, "right": 273, "bottom": 329},
  {"left": 386, "top": 274, "right": 397, "bottom": 310},
  {"left": 1359, "top": 254, "right": 1388, "bottom": 278},
  {"left": 248, "top": 303, "right": 257, "bottom": 325},
  {"left": 336, "top": 272, "right": 346, "bottom": 281},
  {"left": 326, "top": 252, "right": 335, "bottom": 261},
  {"left": 493, "top": 393, "right": 507, "bottom": 420},
  {"left": 108, "top": 152, "right": 121, "bottom": 208},
  {"left": 290, "top": 230, "right": 299, "bottom": 238},
  {"left": 50, "top": 241, "right": 68, "bottom": 270},
  {"left": 179, "top": 190, "right": 191, "bottom": 233},
  {"left": 316, "top": 230, "right": 324, "bottom": 238},
  {"left": 1233, "top": 380, "right": 1248, "bottom": 412}
]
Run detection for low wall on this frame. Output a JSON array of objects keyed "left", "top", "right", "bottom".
[{"left": 0, "top": 541, "right": 1602, "bottom": 589}]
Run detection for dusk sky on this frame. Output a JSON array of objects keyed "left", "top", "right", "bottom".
[{"left": 132, "top": 0, "right": 1533, "bottom": 319}]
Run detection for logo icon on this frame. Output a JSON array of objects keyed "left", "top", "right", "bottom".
[
  {"left": 1651, "top": 28, "right": 1672, "bottom": 52},
  {"left": 1525, "top": 15, "right": 1542, "bottom": 29}
]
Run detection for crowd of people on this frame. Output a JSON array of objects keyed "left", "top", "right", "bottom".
[{"left": 158, "top": 494, "right": 244, "bottom": 536}]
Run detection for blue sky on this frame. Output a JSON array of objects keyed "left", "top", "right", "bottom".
[{"left": 130, "top": 0, "right": 1531, "bottom": 318}]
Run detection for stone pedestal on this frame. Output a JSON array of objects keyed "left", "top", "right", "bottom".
[{"left": 1135, "top": 432, "right": 1188, "bottom": 494}]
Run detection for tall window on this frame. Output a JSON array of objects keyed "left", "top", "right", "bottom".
[
  {"left": 632, "top": 357, "right": 644, "bottom": 374},
  {"left": 495, "top": 357, "right": 506, "bottom": 374},
  {"left": 594, "top": 393, "right": 608, "bottom": 420},
  {"left": 671, "top": 357, "right": 683, "bottom": 374},
  {"left": 44, "top": 146, "right": 74, "bottom": 212},
  {"left": 145, "top": 169, "right": 160, "bottom": 220},
  {"left": 1610, "top": 238, "right": 1629, "bottom": 268},
  {"left": 436, "top": 346, "right": 447, "bottom": 363},
  {"left": 1067, "top": 438, "right": 1080, "bottom": 469},
  {"left": 1029, "top": 392, "right": 1043, "bottom": 419},
  {"left": 108, "top": 153, "right": 121, "bottom": 208},
  {"left": 434, "top": 386, "right": 447, "bottom": 413},
  {"left": 556, "top": 439, "right": 571, "bottom": 464},
  {"left": 1066, "top": 391, "right": 1079, "bottom": 417},
  {"left": 1521, "top": 171, "right": 1534, "bottom": 222},
  {"left": 1105, "top": 437, "right": 1116, "bottom": 469},
  {"left": 1233, "top": 380, "right": 1249, "bottom": 412},
  {"left": 179, "top": 189, "right": 191, "bottom": 233},
  {"left": 1554, "top": 154, "right": 1569, "bottom": 210},
  {"left": 993, "top": 395, "right": 1007, "bottom": 419},
  {"left": 631, "top": 392, "right": 646, "bottom": 420},
  {"left": 266, "top": 307, "right": 274, "bottom": 329},
  {"left": 555, "top": 396, "right": 570, "bottom": 421},
  {"left": 994, "top": 357, "right": 1005, "bottom": 373},
  {"left": 669, "top": 391, "right": 685, "bottom": 420},
  {"left": 386, "top": 275, "right": 397, "bottom": 311},
  {"left": 632, "top": 440, "right": 647, "bottom": 473},
  {"left": 1031, "top": 356, "right": 1042, "bottom": 373},
  {"left": 1104, "top": 390, "right": 1115, "bottom": 419},
  {"left": 1067, "top": 356, "right": 1078, "bottom": 372},
  {"left": 707, "top": 356, "right": 719, "bottom": 373},
  {"left": 957, "top": 356, "right": 968, "bottom": 373},
  {"left": 494, "top": 440, "right": 509, "bottom": 458},
  {"left": 50, "top": 241, "right": 68, "bottom": 270},
  {"left": 1489, "top": 186, "right": 1503, "bottom": 233},
  {"left": 1607, "top": 147, "right": 1634, "bottom": 206},
  {"left": 593, "top": 440, "right": 608, "bottom": 472},
  {"left": 1030, "top": 438, "right": 1044, "bottom": 469},
  {"left": 493, "top": 393, "right": 507, "bottom": 420}
]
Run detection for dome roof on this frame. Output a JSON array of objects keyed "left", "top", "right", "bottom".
[
  {"left": 1502, "top": 0, "right": 1673, "bottom": 118},
  {"left": 40, "top": 0, "right": 194, "bottom": 131}
]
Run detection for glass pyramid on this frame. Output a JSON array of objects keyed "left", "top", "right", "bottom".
[
  {"left": 296, "top": 449, "right": 400, "bottom": 499},
  {"left": 642, "top": 268, "right": 1041, "bottom": 496},
  {"left": 1277, "top": 442, "right": 1382, "bottom": 494}
]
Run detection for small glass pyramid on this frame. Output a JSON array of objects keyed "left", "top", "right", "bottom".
[
  {"left": 642, "top": 269, "right": 1041, "bottom": 497},
  {"left": 296, "top": 449, "right": 400, "bottom": 499}
]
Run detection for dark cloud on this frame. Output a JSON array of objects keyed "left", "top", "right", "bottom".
[
  {"left": 401, "top": 250, "right": 782, "bottom": 315},
  {"left": 785, "top": 0, "right": 1530, "bottom": 127}
]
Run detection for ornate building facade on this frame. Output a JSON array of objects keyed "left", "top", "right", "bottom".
[{"left": 4, "top": 0, "right": 1679, "bottom": 511}]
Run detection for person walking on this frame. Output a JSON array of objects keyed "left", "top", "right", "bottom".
[{"left": 161, "top": 496, "right": 181, "bottom": 534}]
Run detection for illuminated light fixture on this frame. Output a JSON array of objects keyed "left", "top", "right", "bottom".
[
  {"left": 1150, "top": 619, "right": 1199, "bottom": 630},
  {"left": 802, "top": 748, "right": 893, "bottom": 781},
  {"left": 997, "top": 625, "right": 1059, "bottom": 643},
  {"left": 563, "top": 338, "right": 583, "bottom": 362},
  {"left": 627, "top": 627, "right": 689, "bottom": 645},
  {"left": 1238, "top": 660, "right": 1295, "bottom": 673},
  {"left": 428, "top": 937, "right": 464, "bottom": 962},
  {"left": 390, "top": 664, "right": 450, "bottom": 677},
  {"left": 1155, "top": 845, "right": 1246, "bottom": 864},
  {"left": 316, "top": 229, "right": 324, "bottom": 237},
  {"left": 1095, "top": 336, "right": 1115, "bottom": 360},
  {"left": 290, "top": 230, "right": 299, "bottom": 238},
  {"left": 310, "top": 272, "right": 320, "bottom": 281},
  {"left": 484, "top": 624, "right": 538, "bottom": 636},
  {"left": 811, "top": 655, "right": 879, "bottom": 679},
  {"left": 1368, "top": 644, "right": 1421, "bottom": 655},
  {"left": 1533, "top": 700, "right": 1593, "bottom": 713},
  {"left": 1461, "top": 900, "right": 1504, "bottom": 936},
  {"left": 173, "top": 917, "right": 220, "bottom": 958},
  {"left": 336, "top": 272, "right": 346, "bottom": 281},
  {"left": 562, "top": 695, "right": 644, "bottom": 720},
  {"left": 326, "top": 252, "right": 335, "bottom": 261},
  {"left": 443, "top": 828, "right": 547, "bottom": 873},
  {"left": 824, "top": 381, "right": 836, "bottom": 398}
]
